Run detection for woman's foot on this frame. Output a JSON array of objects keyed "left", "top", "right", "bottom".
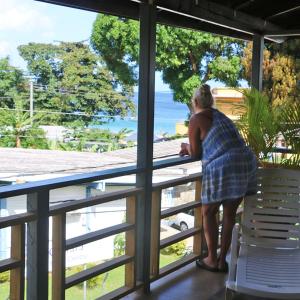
[
  {"left": 196, "top": 257, "right": 218, "bottom": 272},
  {"left": 218, "top": 262, "right": 228, "bottom": 273},
  {"left": 217, "top": 257, "right": 228, "bottom": 273}
]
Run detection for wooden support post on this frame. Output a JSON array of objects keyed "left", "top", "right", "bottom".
[
  {"left": 150, "top": 190, "right": 161, "bottom": 278},
  {"left": 27, "top": 191, "right": 49, "bottom": 300},
  {"left": 193, "top": 180, "right": 202, "bottom": 256},
  {"left": 251, "top": 34, "right": 264, "bottom": 91},
  {"left": 125, "top": 196, "right": 136, "bottom": 288},
  {"left": 136, "top": 0, "right": 157, "bottom": 293},
  {"left": 52, "top": 213, "right": 66, "bottom": 300},
  {"left": 10, "top": 224, "right": 25, "bottom": 300}
]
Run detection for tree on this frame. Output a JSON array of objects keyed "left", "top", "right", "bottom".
[
  {"left": 0, "top": 94, "right": 48, "bottom": 149},
  {"left": 91, "top": 15, "right": 244, "bottom": 112},
  {"left": 269, "top": 39, "right": 300, "bottom": 103},
  {"left": 241, "top": 42, "right": 297, "bottom": 105},
  {"left": 18, "top": 42, "right": 135, "bottom": 126},
  {"left": 0, "top": 57, "right": 27, "bottom": 108}
]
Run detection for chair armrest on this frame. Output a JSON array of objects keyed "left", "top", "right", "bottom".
[{"left": 228, "top": 223, "right": 240, "bottom": 283}]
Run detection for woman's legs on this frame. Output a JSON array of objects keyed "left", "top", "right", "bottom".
[
  {"left": 202, "top": 202, "right": 220, "bottom": 268},
  {"left": 218, "top": 198, "right": 242, "bottom": 269}
]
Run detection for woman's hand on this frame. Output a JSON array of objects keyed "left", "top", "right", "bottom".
[{"left": 179, "top": 142, "right": 190, "bottom": 156}]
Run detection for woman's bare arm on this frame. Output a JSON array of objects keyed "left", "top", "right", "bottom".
[
  {"left": 188, "top": 115, "right": 202, "bottom": 159},
  {"left": 179, "top": 110, "right": 212, "bottom": 158}
]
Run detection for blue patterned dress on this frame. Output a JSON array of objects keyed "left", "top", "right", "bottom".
[{"left": 200, "top": 109, "right": 257, "bottom": 204}]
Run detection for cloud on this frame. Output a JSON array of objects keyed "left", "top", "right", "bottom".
[
  {"left": 0, "top": 41, "right": 12, "bottom": 57},
  {"left": 0, "top": 0, "right": 53, "bottom": 32}
]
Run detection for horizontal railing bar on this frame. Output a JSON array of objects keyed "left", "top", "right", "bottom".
[
  {"left": 0, "top": 157, "right": 201, "bottom": 199},
  {"left": 160, "top": 227, "right": 202, "bottom": 249},
  {"left": 97, "top": 281, "right": 143, "bottom": 300},
  {"left": 65, "top": 255, "right": 133, "bottom": 289},
  {"left": 0, "top": 165, "right": 142, "bottom": 198},
  {"left": 0, "top": 147, "right": 293, "bottom": 199},
  {"left": 153, "top": 156, "right": 199, "bottom": 170},
  {"left": 66, "top": 223, "right": 135, "bottom": 250},
  {"left": 273, "top": 147, "right": 293, "bottom": 154},
  {"left": 153, "top": 173, "right": 202, "bottom": 190},
  {"left": 0, "top": 212, "right": 36, "bottom": 229},
  {"left": 0, "top": 258, "right": 22, "bottom": 273},
  {"left": 152, "top": 147, "right": 293, "bottom": 171},
  {"left": 50, "top": 187, "right": 142, "bottom": 215},
  {"left": 155, "top": 253, "right": 200, "bottom": 280},
  {"left": 161, "top": 201, "right": 202, "bottom": 219},
  {"left": 96, "top": 286, "right": 133, "bottom": 300}
]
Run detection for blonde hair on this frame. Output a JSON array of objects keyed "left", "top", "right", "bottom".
[{"left": 192, "top": 84, "right": 214, "bottom": 109}]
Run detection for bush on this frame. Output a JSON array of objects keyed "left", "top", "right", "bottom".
[
  {"left": 113, "top": 233, "right": 125, "bottom": 257},
  {"left": 0, "top": 271, "right": 9, "bottom": 283},
  {"left": 161, "top": 241, "right": 186, "bottom": 256},
  {"left": 66, "top": 263, "right": 106, "bottom": 289}
]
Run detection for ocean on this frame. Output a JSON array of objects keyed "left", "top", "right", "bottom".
[{"left": 99, "top": 92, "right": 189, "bottom": 136}]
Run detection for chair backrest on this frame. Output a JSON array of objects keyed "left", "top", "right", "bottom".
[{"left": 243, "top": 168, "right": 300, "bottom": 249}]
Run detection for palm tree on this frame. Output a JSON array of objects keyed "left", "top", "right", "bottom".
[
  {"left": 236, "top": 89, "right": 280, "bottom": 163},
  {"left": 279, "top": 101, "right": 300, "bottom": 167},
  {"left": 0, "top": 95, "right": 48, "bottom": 148},
  {"left": 236, "top": 89, "right": 300, "bottom": 168}
]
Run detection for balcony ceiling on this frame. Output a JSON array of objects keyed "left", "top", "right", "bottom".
[{"left": 36, "top": 0, "right": 300, "bottom": 41}]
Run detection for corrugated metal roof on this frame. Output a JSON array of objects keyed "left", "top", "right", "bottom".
[{"left": 0, "top": 138, "right": 201, "bottom": 182}]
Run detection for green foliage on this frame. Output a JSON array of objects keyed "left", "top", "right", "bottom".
[
  {"left": 236, "top": 89, "right": 280, "bottom": 162},
  {"left": 18, "top": 42, "right": 135, "bottom": 126},
  {"left": 57, "top": 127, "right": 133, "bottom": 153},
  {"left": 91, "top": 15, "right": 244, "bottom": 111},
  {"left": 0, "top": 95, "right": 48, "bottom": 149},
  {"left": 278, "top": 101, "right": 300, "bottom": 167},
  {"left": 113, "top": 224, "right": 187, "bottom": 259},
  {"left": 269, "top": 39, "right": 300, "bottom": 103},
  {"left": 0, "top": 271, "right": 9, "bottom": 283},
  {"left": 241, "top": 42, "right": 297, "bottom": 105},
  {"left": 66, "top": 263, "right": 106, "bottom": 289},
  {"left": 0, "top": 57, "right": 26, "bottom": 108},
  {"left": 209, "top": 56, "right": 241, "bottom": 87},
  {"left": 236, "top": 89, "right": 300, "bottom": 168},
  {"left": 161, "top": 241, "right": 186, "bottom": 256},
  {"left": 113, "top": 233, "right": 125, "bottom": 257},
  {"left": 91, "top": 16, "right": 139, "bottom": 87}
]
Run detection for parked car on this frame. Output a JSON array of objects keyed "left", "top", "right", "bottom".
[
  {"left": 171, "top": 209, "right": 194, "bottom": 231},
  {"left": 169, "top": 207, "right": 224, "bottom": 231}
]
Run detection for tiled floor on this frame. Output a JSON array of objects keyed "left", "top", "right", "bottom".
[{"left": 123, "top": 262, "right": 270, "bottom": 300}]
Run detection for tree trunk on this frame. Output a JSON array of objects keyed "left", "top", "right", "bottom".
[
  {"left": 188, "top": 50, "right": 197, "bottom": 72},
  {"left": 16, "top": 135, "right": 21, "bottom": 148},
  {"left": 202, "top": 71, "right": 210, "bottom": 83},
  {"left": 187, "top": 103, "right": 193, "bottom": 114}
]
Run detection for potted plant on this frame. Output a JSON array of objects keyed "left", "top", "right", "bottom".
[
  {"left": 235, "top": 88, "right": 299, "bottom": 169},
  {"left": 278, "top": 101, "right": 300, "bottom": 168}
]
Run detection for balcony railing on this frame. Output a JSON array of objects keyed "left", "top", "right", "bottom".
[{"left": 0, "top": 156, "right": 244, "bottom": 300}]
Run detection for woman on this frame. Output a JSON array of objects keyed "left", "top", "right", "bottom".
[{"left": 180, "top": 84, "right": 257, "bottom": 272}]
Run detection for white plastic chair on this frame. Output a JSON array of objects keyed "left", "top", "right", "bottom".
[{"left": 226, "top": 168, "right": 300, "bottom": 299}]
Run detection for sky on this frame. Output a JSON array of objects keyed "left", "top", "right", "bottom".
[{"left": 0, "top": 0, "right": 236, "bottom": 91}]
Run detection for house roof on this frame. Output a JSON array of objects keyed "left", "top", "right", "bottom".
[
  {"left": 0, "top": 138, "right": 201, "bottom": 183},
  {"left": 37, "top": 0, "right": 300, "bottom": 41}
]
